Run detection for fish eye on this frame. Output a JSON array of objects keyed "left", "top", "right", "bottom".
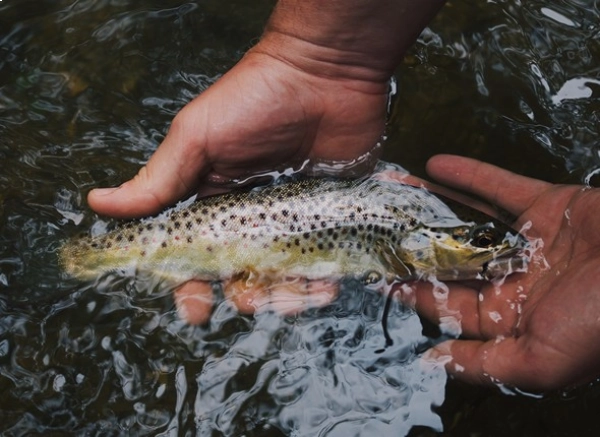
[{"left": 470, "top": 226, "right": 499, "bottom": 248}]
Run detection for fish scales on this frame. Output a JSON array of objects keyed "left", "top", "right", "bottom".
[{"left": 59, "top": 175, "right": 528, "bottom": 284}]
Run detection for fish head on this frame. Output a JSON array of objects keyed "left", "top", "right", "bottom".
[{"left": 399, "top": 221, "right": 529, "bottom": 281}]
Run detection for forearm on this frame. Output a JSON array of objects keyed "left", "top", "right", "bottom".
[{"left": 253, "top": 0, "right": 447, "bottom": 83}]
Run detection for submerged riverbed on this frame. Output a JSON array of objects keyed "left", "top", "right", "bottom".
[{"left": 1, "top": 0, "right": 600, "bottom": 435}]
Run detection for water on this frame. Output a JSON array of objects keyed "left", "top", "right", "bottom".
[{"left": 2, "top": 0, "right": 600, "bottom": 435}]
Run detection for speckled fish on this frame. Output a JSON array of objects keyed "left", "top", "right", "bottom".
[{"left": 59, "top": 169, "right": 528, "bottom": 286}]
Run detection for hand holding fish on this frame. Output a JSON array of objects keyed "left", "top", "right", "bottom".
[
  {"left": 416, "top": 155, "right": 600, "bottom": 392},
  {"left": 86, "top": 0, "right": 446, "bottom": 219}
]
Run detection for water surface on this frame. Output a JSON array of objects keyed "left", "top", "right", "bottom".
[{"left": 2, "top": 0, "right": 600, "bottom": 435}]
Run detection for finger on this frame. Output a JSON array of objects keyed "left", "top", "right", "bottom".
[
  {"left": 423, "top": 337, "right": 569, "bottom": 391},
  {"left": 407, "top": 281, "right": 483, "bottom": 338},
  {"left": 225, "top": 276, "right": 339, "bottom": 315},
  {"left": 374, "top": 169, "right": 499, "bottom": 218},
  {"left": 426, "top": 155, "right": 551, "bottom": 216},
  {"left": 408, "top": 278, "right": 527, "bottom": 339},
  {"left": 88, "top": 110, "right": 209, "bottom": 218},
  {"left": 174, "top": 280, "right": 215, "bottom": 325}
]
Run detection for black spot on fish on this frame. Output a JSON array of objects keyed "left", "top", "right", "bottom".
[
  {"left": 350, "top": 228, "right": 358, "bottom": 237},
  {"left": 303, "top": 232, "right": 310, "bottom": 239},
  {"left": 282, "top": 209, "right": 289, "bottom": 217},
  {"left": 174, "top": 221, "right": 181, "bottom": 230},
  {"left": 167, "top": 227, "right": 173, "bottom": 235},
  {"left": 259, "top": 212, "right": 266, "bottom": 220},
  {"left": 128, "top": 235, "right": 135, "bottom": 242},
  {"left": 146, "top": 224, "right": 153, "bottom": 231},
  {"left": 182, "top": 211, "right": 190, "bottom": 218},
  {"left": 116, "top": 235, "right": 123, "bottom": 242},
  {"left": 219, "top": 206, "right": 227, "bottom": 212},
  {"left": 186, "top": 221, "right": 193, "bottom": 230},
  {"left": 161, "top": 242, "right": 168, "bottom": 248},
  {"left": 221, "top": 219, "right": 227, "bottom": 227},
  {"left": 317, "top": 243, "right": 324, "bottom": 250},
  {"left": 240, "top": 217, "right": 247, "bottom": 225},
  {"left": 187, "top": 236, "right": 193, "bottom": 243}
]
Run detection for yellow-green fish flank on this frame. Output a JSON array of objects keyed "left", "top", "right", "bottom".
[{"left": 59, "top": 172, "right": 528, "bottom": 285}]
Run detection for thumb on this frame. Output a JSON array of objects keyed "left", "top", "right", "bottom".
[{"left": 87, "top": 119, "right": 208, "bottom": 218}]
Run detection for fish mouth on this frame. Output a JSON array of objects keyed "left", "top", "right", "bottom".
[
  {"left": 481, "top": 250, "right": 528, "bottom": 280},
  {"left": 431, "top": 247, "right": 529, "bottom": 282}
]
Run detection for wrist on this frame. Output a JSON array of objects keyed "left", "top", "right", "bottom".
[
  {"left": 251, "top": 0, "right": 447, "bottom": 85},
  {"left": 251, "top": 31, "right": 393, "bottom": 88}
]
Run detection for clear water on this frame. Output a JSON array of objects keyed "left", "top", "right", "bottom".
[{"left": 2, "top": 0, "right": 600, "bottom": 435}]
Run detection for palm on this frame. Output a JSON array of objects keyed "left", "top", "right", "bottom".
[{"left": 417, "top": 155, "right": 600, "bottom": 391}]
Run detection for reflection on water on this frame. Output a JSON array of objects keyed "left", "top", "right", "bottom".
[
  {"left": 2, "top": 0, "right": 600, "bottom": 435},
  {"left": 387, "top": 0, "right": 600, "bottom": 184}
]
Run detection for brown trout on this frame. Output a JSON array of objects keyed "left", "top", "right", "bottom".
[{"left": 59, "top": 170, "right": 528, "bottom": 286}]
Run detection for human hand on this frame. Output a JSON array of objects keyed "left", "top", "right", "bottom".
[
  {"left": 87, "top": 0, "right": 450, "bottom": 219},
  {"left": 414, "top": 155, "right": 600, "bottom": 392},
  {"left": 87, "top": 45, "right": 389, "bottom": 219}
]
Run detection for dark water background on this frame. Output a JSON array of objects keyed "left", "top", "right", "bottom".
[{"left": 1, "top": 0, "right": 600, "bottom": 435}]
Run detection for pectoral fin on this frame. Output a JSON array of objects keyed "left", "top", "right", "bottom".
[{"left": 373, "top": 239, "right": 414, "bottom": 281}]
